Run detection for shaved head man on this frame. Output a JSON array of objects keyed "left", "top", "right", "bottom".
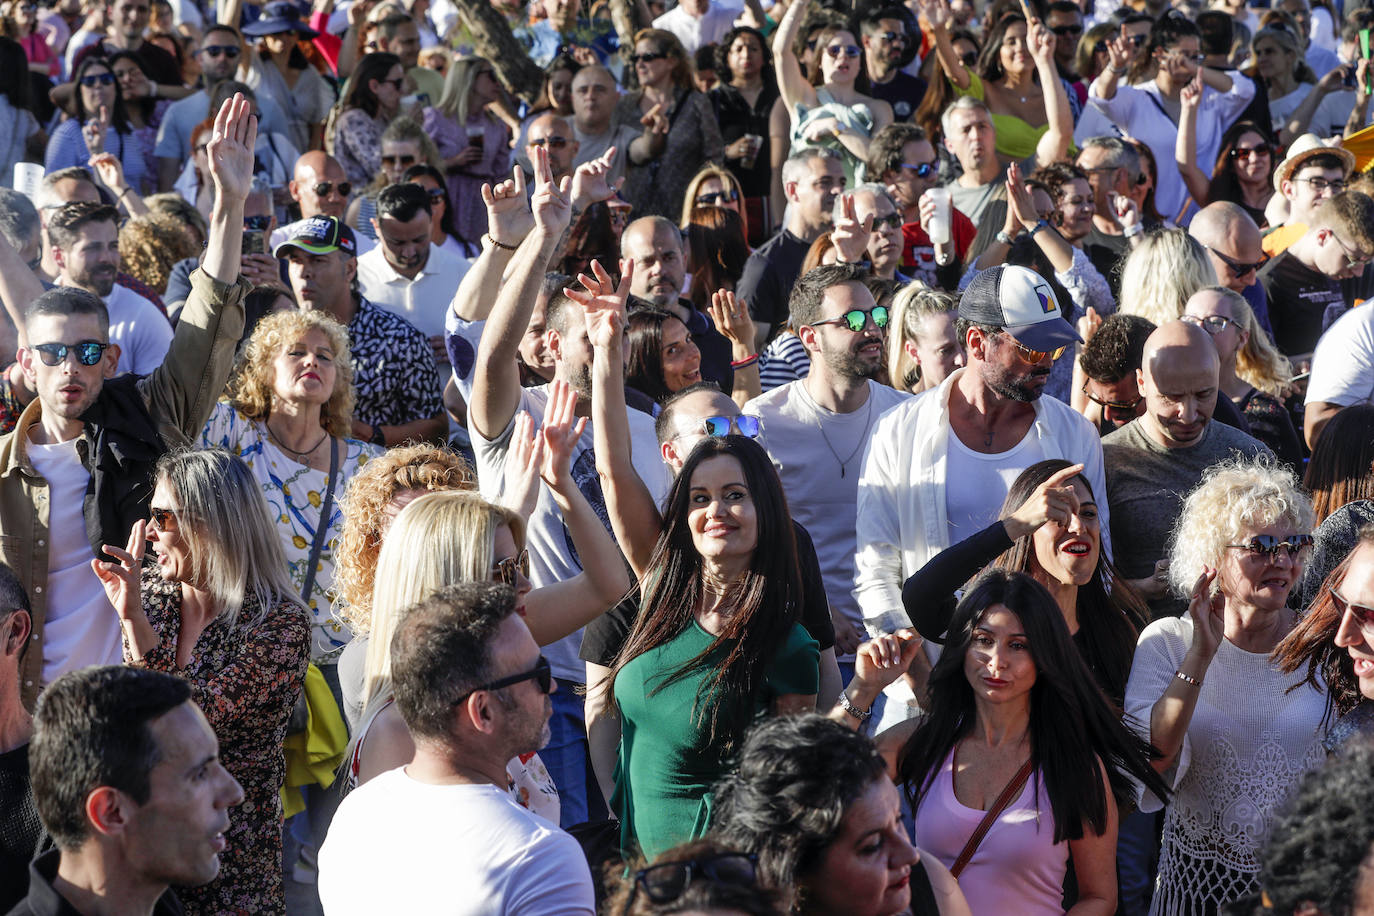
[
  {"left": 525, "top": 113, "right": 579, "bottom": 181},
  {"left": 1189, "top": 202, "right": 1268, "bottom": 296},
  {"left": 290, "top": 151, "right": 351, "bottom": 221},
  {"left": 1137, "top": 321, "right": 1222, "bottom": 449}
]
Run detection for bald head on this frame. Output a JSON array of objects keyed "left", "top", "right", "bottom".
[
  {"left": 290, "top": 152, "right": 349, "bottom": 220},
  {"left": 1138, "top": 321, "right": 1220, "bottom": 448},
  {"left": 1188, "top": 202, "right": 1264, "bottom": 292},
  {"left": 571, "top": 65, "right": 618, "bottom": 132},
  {"left": 621, "top": 217, "right": 685, "bottom": 306},
  {"left": 526, "top": 113, "right": 578, "bottom": 179}
]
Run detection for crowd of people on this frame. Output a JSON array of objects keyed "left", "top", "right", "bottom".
[{"left": 3, "top": 0, "right": 1374, "bottom": 912}]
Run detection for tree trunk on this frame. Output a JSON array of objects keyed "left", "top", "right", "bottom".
[{"left": 451, "top": 0, "right": 545, "bottom": 104}]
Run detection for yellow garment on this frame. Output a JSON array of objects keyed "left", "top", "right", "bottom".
[
  {"left": 952, "top": 72, "right": 1048, "bottom": 163},
  {"left": 280, "top": 663, "right": 349, "bottom": 819},
  {"left": 1262, "top": 222, "right": 1305, "bottom": 257}
]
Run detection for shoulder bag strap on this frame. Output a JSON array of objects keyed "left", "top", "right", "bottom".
[
  {"left": 949, "top": 758, "right": 1035, "bottom": 879},
  {"left": 299, "top": 437, "right": 340, "bottom": 606}
]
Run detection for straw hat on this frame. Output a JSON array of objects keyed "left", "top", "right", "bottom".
[{"left": 1273, "top": 133, "right": 1355, "bottom": 192}]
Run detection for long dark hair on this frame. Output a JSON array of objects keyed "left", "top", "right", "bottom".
[
  {"left": 1129, "top": 9, "right": 1200, "bottom": 85},
  {"left": 898, "top": 570, "right": 1169, "bottom": 842},
  {"left": 1304, "top": 405, "right": 1374, "bottom": 525},
  {"left": 72, "top": 56, "right": 132, "bottom": 134},
  {"left": 342, "top": 52, "right": 401, "bottom": 119},
  {"left": 0, "top": 37, "right": 31, "bottom": 111},
  {"left": 1208, "top": 120, "right": 1277, "bottom": 208},
  {"left": 608, "top": 436, "right": 803, "bottom": 754},
  {"left": 995, "top": 459, "right": 1147, "bottom": 706},
  {"left": 715, "top": 26, "right": 777, "bottom": 93},
  {"left": 401, "top": 163, "right": 458, "bottom": 240},
  {"left": 686, "top": 206, "right": 748, "bottom": 313},
  {"left": 626, "top": 307, "right": 691, "bottom": 404},
  {"left": 107, "top": 50, "right": 155, "bottom": 123}
]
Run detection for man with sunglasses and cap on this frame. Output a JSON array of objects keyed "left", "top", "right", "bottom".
[
  {"left": 274, "top": 151, "right": 375, "bottom": 256},
  {"left": 0, "top": 96, "right": 255, "bottom": 711},
  {"left": 854, "top": 263, "right": 1109, "bottom": 726},
  {"left": 320, "top": 581, "right": 596, "bottom": 915}
]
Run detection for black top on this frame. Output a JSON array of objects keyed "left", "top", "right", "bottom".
[
  {"left": 1258, "top": 250, "right": 1347, "bottom": 358},
  {"left": 6, "top": 850, "right": 183, "bottom": 916},
  {"left": 579, "top": 519, "right": 837, "bottom": 666},
  {"left": 710, "top": 82, "right": 781, "bottom": 199},
  {"left": 1236, "top": 387, "right": 1302, "bottom": 472},
  {"left": 680, "top": 302, "right": 736, "bottom": 396},
  {"left": 868, "top": 70, "right": 928, "bottom": 123},
  {"left": 0, "top": 744, "right": 46, "bottom": 914},
  {"left": 738, "top": 230, "right": 811, "bottom": 340}
]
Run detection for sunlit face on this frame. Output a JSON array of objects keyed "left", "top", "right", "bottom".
[
  {"left": 885, "top": 139, "right": 937, "bottom": 211},
  {"left": 547, "top": 66, "right": 575, "bottom": 113},
  {"left": 1157, "top": 36, "right": 1203, "bottom": 81},
  {"left": 694, "top": 176, "right": 740, "bottom": 214},
  {"left": 20, "top": 312, "right": 116, "bottom": 422},
  {"left": 486, "top": 612, "right": 555, "bottom": 752},
  {"left": 728, "top": 32, "right": 764, "bottom": 80},
  {"left": 571, "top": 68, "right": 616, "bottom": 127},
  {"left": 79, "top": 62, "right": 116, "bottom": 118},
  {"left": 56, "top": 219, "right": 120, "bottom": 297},
  {"left": 1314, "top": 227, "right": 1374, "bottom": 282},
  {"left": 1183, "top": 289, "right": 1246, "bottom": 364},
  {"left": 1054, "top": 177, "right": 1095, "bottom": 242},
  {"left": 634, "top": 39, "right": 675, "bottom": 88},
  {"left": 112, "top": 57, "right": 148, "bottom": 101},
  {"left": 802, "top": 775, "right": 919, "bottom": 916},
  {"left": 1084, "top": 374, "right": 1144, "bottom": 428},
  {"left": 662, "top": 389, "right": 742, "bottom": 471},
  {"left": 371, "top": 64, "right": 406, "bottom": 116},
  {"left": 197, "top": 31, "right": 241, "bottom": 83},
  {"left": 293, "top": 160, "right": 349, "bottom": 219},
  {"left": 851, "top": 190, "right": 902, "bottom": 273},
  {"left": 380, "top": 138, "right": 421, "bottom": 184},
  {"left": 964, "top": 606, "right": 1037, "bottom": 704},
  {"left": 944, "top": 108, "right": 996, "bottom": 174},
  {"left": 998, "top": 21, "right": 1031, "bottom": 74},
  {"left": 1251, "top": 37, "right": 1294, "bottom": 80},
  {"left": 147, "top": 479, "right": 195, "bottom": 584},
  {"left": 1333, "top": 543, "right": 1374, "bottom": 701},
  {"left": 526, "top": 115, "right": 578, "bottom": 178},
  {"left": 687, "top": 455, "right": 758, "bottom": 564},
  {"left": 286, "top": 248, "right": 355, "bottom": 311},
  {"left": 863, "top": 18, "right": 908, "bottom": 66},
  {"left": 1283, "top": 164, "right": 1347, "bottom": 223},
  {"left": 659, "top": 316, "right": 702, "bottom": 392},
  {"left": 376, "top": 210, "right": 432, "bottom": 277},
  {"left": 1030, "top": 477, "right": 1099, "bottom": 588},
  {"left": 789, "top": 155, "right": 845, "bottom": 228},
  {"left": 1138, "top": 348, "right": 1219, "bottom": 448},
  {"left": 490, "top": 523, "right": 532, "bottom": 612},
  {"left": 978, "top": 328, "right": 1052, "bottom": 403},
  {"left": 1218, "top": 520, "right": 1306, "bottom": 611},
  {"left": 1228, "top": 130, "right": 1272, "bottom": 184},
  {"left": 1075, "top": 144, "right": 1128, "bottom": 209},
  {"left": 809, "top": 281, "right": 885, "bottom": 381},
  {"left": 623, "top": 223, "right": 686, "bottom": 307},
  {"left": 387, "top": 19, "right": 421, "bottom": 67},
  {"left": 820, "top": 29, "right": 862, "bottom": 84},
  {"left": 519, "top": 293, "right": 556, "bottom": 380},
  {"left": 907, "top": 311, "right": 964, "bottom": 388},
  {"left": 271, "top": 327, "right": 337, "bottom": 408}
]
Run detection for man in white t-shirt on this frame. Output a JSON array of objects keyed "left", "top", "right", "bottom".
[
  {"left": 47, "top": 201, "right": 171, "bottom": 376},
  {"left": 1305, "top": 302, "right": 1374, "bottom": 448},
  {"left": 319, "top": 583, "right": 595, "bottom": 916},
  {"left": 356, "top": 182, "right": 470, "bottom": 362},
  {"left": 745, "top": 264, "right": 909, "bottom": 673},
  {"left": 854, "top": 265, "right": 1107, "bottom": 723},
  {"left": 652, "top": 0, "right": 737, "bottom": 53}
]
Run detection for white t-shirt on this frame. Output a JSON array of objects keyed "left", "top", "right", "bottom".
[
  {"left": 1267, "top": 85, "right": 1362, "bottom": 142},
  {"left": 103, "top": 284, "right": 173, "bottom": 377},
  {"left": 1306, "top": 302, "right": 1374, "bottom": 409},
  {"left": 471, "top": 386, "right": 672, "bottom": 682},
  {"left": 27, "top": 437, "right": 120, "bottom": 685},
  {"left": 318, "top": 768, "right": 595, "bottom": 916},
  {"left": 356, "top": 243, "right": 472, "bottom": 340},
  {"left": 744, "top": 380, "right": 909, "bottom": 648},
  {"left": 944, "top": 429, "right": 1046, "bottom": 544}
]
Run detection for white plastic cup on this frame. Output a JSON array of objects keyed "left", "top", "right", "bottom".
[
  {"left": 12, "top": 163, "right": 42, "bottom": 205},
  {"left": 926, "top": 187, "right": 951, "bottom": 246}
]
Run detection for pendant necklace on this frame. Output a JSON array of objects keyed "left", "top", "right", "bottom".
[
  {"left": 814, "top": 387, "right": 876, "bottom": 478},
  {"left": 269, "top": 425, "right": 328, "bottom": 460}
]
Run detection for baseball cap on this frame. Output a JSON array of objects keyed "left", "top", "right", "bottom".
[
  {"left": 273, "top": 216, "right": 357, "bottom": 258},
  {"left": 957, "top": 265, "right": 1081, "bottom": 353}
]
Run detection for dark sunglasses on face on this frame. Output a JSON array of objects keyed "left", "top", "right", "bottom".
[
  {"left": 199, "top": 44, "right": 240, "bottom": 58},
  {"left": 492, "top": 548, "right": 531, "bottom": 587},
  {"left": 877, "top": 30, "right": 906, "bottom": 43},
  {"left": 1207, "top": 246, "right": 1268, "bottom": 277},
  {"left": 527, "top": 136, "right": 571, "bottom": 148},
  {"left": 381, "top": 154, "right": 416, "bottom": 167},
  {"left": 381, "top": 77, "right": 405, "bottom": 90},
  {"left": 697, "top": 415, "right": 762, "bottom": 438},
  {"left": 629, "top": 854, "right": 760, "bottom": 908},
  {"left": 901, "top": 161, "right": 936, "bottom": 178},
  {"left": 811, "top": 305, "right": 891, "bottom": 332},
  {"left": 825, "top": 43, "right": 862, "bottom": 59},
  {"left": 1081, "top": 383, "right": 1142, "bottom": 413},
  {"left": 243, "top": 214, "right": 271, "bottom": 231},
  {"left": 1050, "top": 23, "right": 1083, "bottom": 35},
  {"left": 1181, "top": 313, "right": 1238, "bottom": 334},
  {"left": 629, "top": 51, "right": 669, "bottom": 64},
  {"left": 32, "top": 341, "right": 109, "bottom": 366},
  {"left": 455, "top": 655, "right": 553, "bottom": 703},
  {"left": 961, "top": 51, "right": 979, "bottom": 67},
  {"left": 312, "top": 181, "right": 351, "bottom": 198},
  {"left": 1229, "top": 143, "right": 1272, "bottom": 159},
  {"left": 869, "top": 212, "right": 902, "bottom": 230},
  {"left": 421, "top": 186, "right": 446, "bottom": 202},
  {"left": 1227, "top": 533, "right": 1314, "bottom": 560},
  {"left": 148, "top": 506, "right": 177, "bottom": 530},
  {"left": 80, "top": 72, "right": 116, "bottom": 86},
  {"left": 696, "top": 189, "right": 740, "bottom": 205},
  {"left": 1331, "top": 585, "right": 1374, "bottom": 635}
]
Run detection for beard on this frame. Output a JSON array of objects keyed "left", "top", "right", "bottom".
[
  {"left": 985, "top": 363, "right": 1048, "bottom": 402},
  {"left": 821, "top": 338, "right": 884, "bottom": 382},
  {"left": 76, "top": 265, "right": 116, "bottom": 298}
]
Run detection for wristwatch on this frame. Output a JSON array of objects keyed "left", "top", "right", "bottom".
[{"left": 995, "top": 229, "right": 1017, "bottom": 246}]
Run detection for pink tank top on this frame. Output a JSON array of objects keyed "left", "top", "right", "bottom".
[{"left": 913, "top": 747, "right": 1069, "bottom": 916}]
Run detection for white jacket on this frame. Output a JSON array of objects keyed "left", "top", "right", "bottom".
[{"left": 853, "top": 368, "right": 1111, "bottom": 637}]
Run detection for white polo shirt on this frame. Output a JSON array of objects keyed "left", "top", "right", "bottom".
[{"left": 356, "top": 243, "right": 471, "bottom": 340}]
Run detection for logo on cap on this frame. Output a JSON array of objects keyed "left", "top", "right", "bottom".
[{"left": 1035, "top": 284, "right": 1056, "bottom": 314}]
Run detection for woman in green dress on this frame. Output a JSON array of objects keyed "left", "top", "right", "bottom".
[{"left": 607, "top": 435, "right": 820, "bottom": 861}]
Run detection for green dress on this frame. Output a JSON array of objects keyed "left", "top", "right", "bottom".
[{"left": 613, "top": 620, "right": 820, "bottom": 860}]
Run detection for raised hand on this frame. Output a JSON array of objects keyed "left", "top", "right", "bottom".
[
  {"left": 916, "top": 0, "right": 951, "bottom": 32},
  {"left": 639, "top": 102, "right": 669, "bottom": 136},
  {"left": 1006, "top": 162, "right": 1040, "bottom": 232},
  {"left": 482, "top": 166, "right": 534, "bottom": 247},
  {"left": 82, "top": 104, "right": 109, "bottom": 157},
  {"left": 1111, "top": 191, "right": 1140, "bottom": 232},
  {"left": 206, "top": 92, "right": 258, "bottom": 204},
  {"left": 1026, "top": 13, "right": 1056, "bottom": 68},
  {"left": 1004, "top": 463, "right": 1084, "bottom": 540},
  {"left": 1076, "top": 305, "right": 1102, "bottom": 344},
  {"left": 1357, "top": 58, "right": 1371, "bottom": 99},
  {"left": 567, "top": 258, "right": 632, "bottom": 343},
  {"left": 1180, "top": 69, "right": 1202, "bottom": 111},
  {"left": 1105, "top": 35, "right": 1132, "bottom": 74},
  {"left": 529, "top": 144, "right": 573, "bottom": 236},
  {"left": 830, "top": 192, "right": 873, "bottom": 263},
  {"left": 707, "top": 289, "right": 754, "bottom": 351},
  {"left": 803, "top": 115, "right": 842, "bottom": 143},
  {"left": 540, "top": 378, "right": 588, "bottom": 490},
  {"left": 570, "top": 145, "right": 625, "bottom": 211},
  {"left": 90, "top": 520, "right": 147, "bottom": 624},
  {"left": 1186, "top": 567, "right": 1225, "bottom": 661},
  {"left": 90, "top": 151, "right": 129, "bottom": 194},
  {"left": 851, "top": 629, "right": 924, "bottom": 695},
  {"left": 500, "top": 410, "right": 545, "bottom": 521}
]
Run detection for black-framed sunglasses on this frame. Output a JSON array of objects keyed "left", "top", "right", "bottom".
[
  {"left": 824, "top": 43, "right": 861, "bottom": 59},
  {"left": 527, "top": 136, "right": 571, "bottom": 149},
  {"left": 32, "top": 341, "right": 109, "bottom": 366},
  {"left": 1229, "top": 143, "right": 1272, "bottom": 159},
  {"left": 1181, "top": 314, "right": 1238, "bottom": 335},
  {"left": 1331, "top": 585, "right": 1374, "bottom": 636},
  {"left": 199, "top": 44, "right": 241, "bottom": 58},
  {"left": 1050, "top": 23, "right": 1083, "bottom": 36},
  {"left": 456, "top": 655, "right": 553, "bottom": 703},
  {"left": 811, "top": 305, "right": 891, "bottom": 332},
  {"left": 1227, "top": 534, "right": 1314, "bottom": 560},
  {"left": 312, "top": 181, "right": 352, "bottom": 198},
  {"left": 1206, "top": 246, "right": 1267, "bottom": 277},
  {"left": 1080, "top": 382, "right": 1142, "bottom": 414},
  {"left": 629, "top": 51, "right": 668, "bottom": 64},
  {"left": 80, "top": 72, "right": 115, "bottom": 86},
  {"left": 492, "top": 548, "right": 531, "bottom": 587},
  {"left": 695, "top": 415, "right": 762, "bottom": 438},
  {"left": 877, "top": 30, "right": 906, "bottom": 43},
  {"left": 960, "top": 50, "right": 979, "bottom": 67},
  {"left": 625, "top": 853, "right": 760, "bottom": 913},
  {"left": 696, "top": 189, "right": 740, "bottom": 206},
  {"left": 243, "top": 214, "right": 271, "bottom": 231},
  {"left": 148, "top": 506, "right": 178, "bottom": 530},
  {"left": 869, "top": 212, "right": 902, "bottom": 230},
  {"left": 900, "top": 161, "right": 936, "bottom": 178},
  {"left": 380, "top": 77, "right": 405, "bottom": 90}
]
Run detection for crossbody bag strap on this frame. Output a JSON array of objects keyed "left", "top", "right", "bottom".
[
  {"left": 949, "top": 758, "right": 1035, "bottom": 879},
  {"left": 299, "top": 437, "right": 340, "bottom": 606}
]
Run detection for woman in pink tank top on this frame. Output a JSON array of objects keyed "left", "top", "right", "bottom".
[{"left": 878, "top": 570, "right": 1171, "bottom": 916}]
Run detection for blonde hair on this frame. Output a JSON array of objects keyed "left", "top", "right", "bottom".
[
  {"left": 888, "top": 283, "right": 955, "bottom": 393},
  {"left": 1168, "top": 457, "right": 1314, "bottom": 597},
  {"left": 436, "top": 55, "right": 494, "bottom": 124},
  {"left": 358, "top": 491, "right": 524, "bottom": 717},
  {"left": 366, "top": 117, "right": 442, "bottom": 193},
  {"left": 332, "top": 445, "right": 475, "bottom": 631},
  {"left": 1202, "top": 285, "right": 1293, "bottom": 397},
  {"left": 1119, "top": 229, "right": 1219, "bottom": 327},
  {"left": 227, "top": 310, "right": 357, "bottom": 439},
  {"left": 117, "top": 213, "right": 197, "bottom": 295},
  {"left": 679, "top": 164, "right": 745, "bottom": 228}
]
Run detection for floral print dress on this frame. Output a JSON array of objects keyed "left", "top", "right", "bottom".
[{"left": 126, "top": 570, "right": 311, "bottom": 916}]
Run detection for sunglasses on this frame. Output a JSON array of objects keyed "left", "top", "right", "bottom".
[
  {"left": 421, "top": 186, "right": 446, "bottom": 202},
  {"left": 629, "top": 51, "right": 668, "bottom": 64},
  {"left": 824, "top": 43, "right": 862, "bottom": 59},
  {"left": 900, "top": 161, "right": 936, "bottom": 178},
  {"left": 1206, "top": 246, "right": 1267, "bottom": 277},
  {"left": 243, "top": 214, "right": 271, "bottom": 231},
  {"left": 877, "top": 30, "right": 906, "bottom": 43},
  {"left": 456, "top": 655, "right": 553, "bottom": 703},
  {"left": 1331, "top": 585, "right": 1374, "bottom": 636},
  {"left": 869, "top": 212, "right": 902, "bottom": 230},
  {"left": 312, "top": 181, "right": 352, "bottom": 198},
  {"left": 381, "top": 154, "right": 416, "bottom": 166},
  {"left": 696, "top": 189, "right": 740, "bottom": 205},
  {"left": 811, "top": 305, "right": 891, "bottom": 332},
  {"left": 1127, "top": 33, "right": 1148, "bottom": 46},
  {"left": 80, "top": 72, "right": 116, "bottom": 86},
  {"left": 199, "top": 44, "right": 240, "bottom": 58},
  {"left": 380, "top": 77, "right": 405, "bottom": 90},
  {"left": 148, "top": 506, "right": 178, "bottom": 530},
  {"left": 627, "top": 854, "right": 759, "bottom": 911},
  {"left": 1081, "top": 383, "right": 1142, "bottom": 414},
  {"left": 1227, "top": 533, "right": 1314, "bottom": 560},
  {"left": 492, "top": 548, "right": 531, "bottom": 587},
  {"left": 1050, "top": 23, "right": 1083, "bottom": 35},
  {"left": 32, "top": 341, "right": 109, "bottom": 366},
  {"left": 527, "top": 136, "right": 571, "bottom": 149},
  {"left": 960, "top": 51, "right": 978, "bottom": 67},
  {"left": 695, "top": 415, "right": 763, "bottom": 438},
  {"left": 1004, "top": 334, "right": 1066, "bottom": 363},
  {"left": 1229, "top": 143, "right": 1272, "bottom": 159},
  {"left": 1181, "top": 314, "right": 1238, "bottom": 335}
]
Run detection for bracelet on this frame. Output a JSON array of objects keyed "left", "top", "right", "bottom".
[
  {"left": 483, "top": 233, "right": 519, "bottom": 251},
  {"left": 1110, "top": 64, "right": 1128, "bottom": 75},
  {"left": 1028, "top": 219, "right": 1051, "bottom": 237},
  {"left": 995, "top": 229, "right": 1017, "bottom": 246},
  {"left": 731, "top": 354, "right": 758, "bottom": 369},
  {"left": 837, "top": 688, "right": 872, "bottom": 722},
  {"left": 1123, "top": 223, "right": 1144, "bottom": 238},
  {"left": 369, "top": 424, "right": 386, "bottom": 447},
  {"left": 1173, "top": 669, "right": 1201, "bottom": 687}
]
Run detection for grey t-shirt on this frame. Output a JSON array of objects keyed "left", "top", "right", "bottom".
[{"left": 1103, "top": 418, "right": 1270, "bottom": 617}]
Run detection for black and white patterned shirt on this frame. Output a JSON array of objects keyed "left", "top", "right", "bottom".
[{"left": 347, "top": 296, "right": 443, "bottom": 428}]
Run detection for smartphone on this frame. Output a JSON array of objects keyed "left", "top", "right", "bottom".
[{"left": 242, "top": 230, "right": 266, "bottom": 256}]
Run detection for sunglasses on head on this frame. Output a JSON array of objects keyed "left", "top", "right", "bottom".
[
  {"left": 825, "top": 43, "right": 862, "bottom": 59},
  {"left": 1331, "top": 585, "right": 1374, "bottom": 635},
  {"left": 696, "top": 189, "right": 740, "bottom": 206},
  {"left": 456, "top": 655, "right": 553, "bottom": 703},
  {"left": 527, "top": 136, "right": 571, "bottom": 148},
  {"left": 694, "top": 415, "right": 763, "bottom": 438},
  {"left": 1050, "top": 23, "right": 1083, "bottom": 35},
  {"left": 1227, "top": 534, "right": 1313, "bottom": 560},
  {"left": 629, "top": 51, "right": 668, "bottom": 64},
  {"left": 811, "top": 305, "right": 891, "bottom": 332},
  {"left": 312, "top": 181, "right": 351, "bottom": 198},
  {"left": 32, "top": 341, "right": 109, "bottom": 366},
  {"left": 148, "top": 506, "right": 178, "bottom": 530},
  {"left": 901, "top": 161, "right": 936, "bottom": 178},
  {"left": 199, "top": 44, "right": 240, "bottom": 58},
  {"left": 80, "top": 72, "right": 115, "bottom": 86},
  {"left": 627, "top": 854, "right": 760, "bottom": 910},
  {"left": 492, "top": 548, "right": 531, "bottom": 587},
  {"left": 243, "top": 214, "right": 271, "bottom": 231},
  {"left": 1004, "top": 334, "right": 1066, "bottom": 363}
]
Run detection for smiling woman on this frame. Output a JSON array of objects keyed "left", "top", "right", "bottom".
[{"left": 626, "top": 308, "right": 703, "bottom": 403}]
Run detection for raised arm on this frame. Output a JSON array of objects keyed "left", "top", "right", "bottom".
[
  {"left": 1028, "top": 12, "right": 1072, "bottom": 167},
  {"left": 1089, "top": 34, "right": 1132, "bottom": 104},
  {"left": 1345, "top": 59, "right": 1371, "bottom": 138},
  {"left": 1007, "top": 162, "right": 1075, "bottom": 274},
  {"left": 1280, "top": 67, "right": 1346, "bottom": 146},
  {"left": 451, "top": 168, "right": 531, "bottom": 322},
  {"left": 1147, "top": 569, "right": 1224, "bottom": 774},
  {"left": 1176, "top": 72, "right": 1211, "bottom": 208},
  {"left": 470, "top": 146, "right": 572, "bottom": 440},
  {"left": 918, "top": 0, "right": 971, "bottom": 92},
  {"left": 773, "top": 0, "right": 817, "bottom": 113},
  {"left": 708, "top": 290, "right": 760, "bottom": 407},
  {"left": 201, "top": 94, "right": 253, "bottom": 285},
  {"left": 0, "top": 223, "right": 45, "bottom": 351}
]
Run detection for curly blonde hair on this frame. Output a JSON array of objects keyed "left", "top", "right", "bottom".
[
  {"left": 227, "top": 310, "right": 357, "bottom": 439},
  {"left": 1119, "top": 229, "right": 1219, "bottom": 328},
  {"left": 1168, "top": 457, "right": 1314, "bottom": 598},
  {"left": 117, "top": 213, "right": 197, "bottom": 295},
  {"left": 331, "top": 444, "right": 475, "bottom": 632}
]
